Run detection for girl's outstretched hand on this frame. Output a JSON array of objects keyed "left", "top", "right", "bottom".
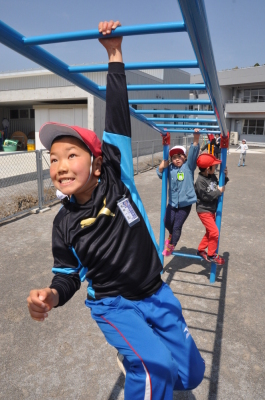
[{"left": 98, "top": 20, "right": 123, "bottom": 62}]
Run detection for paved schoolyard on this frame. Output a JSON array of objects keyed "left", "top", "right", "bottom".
[{"left": 0, "top": 151, "right": 264, "bottom": 400}]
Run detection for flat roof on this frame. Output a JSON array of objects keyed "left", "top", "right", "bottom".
[{"left": 191, "top": 65, "right": 265, "bottom": 87}]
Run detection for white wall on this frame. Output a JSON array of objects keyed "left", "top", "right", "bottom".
[{"left": 34, "top": 105, "right": 87, "bottom": 150}]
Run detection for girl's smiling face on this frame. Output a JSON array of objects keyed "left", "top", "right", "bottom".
[
  {"left": 50, "top": 136, "right": 101, "bottom": 204},
  {"left": 171, "top": 153, "right": 186, "bottom": 168}
]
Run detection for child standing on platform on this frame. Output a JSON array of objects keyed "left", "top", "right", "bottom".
[
  {"left": 195, "top": 154, "right": 229, "bottom": 264},
  {"left": 157, "top": 130, "right": 200, "bottom": 256},
  {"left": 27, "top": 20, "right": 205, "bottom": 400},
  {"left": 236, "top": 139, "right": 248, "bottom": 166}
]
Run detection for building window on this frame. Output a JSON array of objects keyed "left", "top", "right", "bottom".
[
  {"left": 19, "top": 109, "right": 29, "bottom": 119},
  {"left": 243, "top": 119, "right": 265, "bottom": 135},
  {"left": 10, "top": 108, "right": 34, "bottom": 119},
  {"left": 10, "top": 110, "right": 19, "bottom": 119},
  {"left": 243, "top": 88, "right": 265, "bottom": 103}
]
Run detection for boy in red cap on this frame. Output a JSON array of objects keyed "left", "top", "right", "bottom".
[
  {"left": 195, "top": 154, "right": 229, "bottom": 264},
  {"left": 27, "top": 20, "right": 205, "bottom": 399}
]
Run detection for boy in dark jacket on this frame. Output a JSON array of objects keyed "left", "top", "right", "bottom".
[
  {"left": 27, "top": 20, "right": 205, "bottom": 399},
  {"left": 195, "top": 154, "right": 229, "bottom": 265}
]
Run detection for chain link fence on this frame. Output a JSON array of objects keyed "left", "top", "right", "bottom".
[
  {"left": 0, "top": 134, "right": 200, "bottom": 223},
  {"left": 0, "top": 150, "right": 57, "bottom": 223}
]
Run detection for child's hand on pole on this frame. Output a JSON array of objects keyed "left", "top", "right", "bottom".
[
  {"left": 98, "top": 20, "right": 123, "bottom": 63},
  {"left": 27, "top": 288, "right": 59, "bottom": 322},
  {"left": 193, "top": 128, "right": 200, "bottom": 146},
  {"left": 158, "top": 160, "right": 169, "bottom": 173},
  {"left": 217, "top": 185, "right": 225, "bottom": 193}
]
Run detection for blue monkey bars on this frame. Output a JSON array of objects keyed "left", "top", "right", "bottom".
[{"left": 0, "top": 0, "right": 228, "bottom": 283}]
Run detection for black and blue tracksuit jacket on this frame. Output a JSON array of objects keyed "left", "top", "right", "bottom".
[{"left": 50, "top": 62, "right": 163, "bottom": 306}]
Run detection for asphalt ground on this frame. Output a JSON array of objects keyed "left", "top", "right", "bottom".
[{"left": 0, "top": 150, "right": 265, "bottom": 400}]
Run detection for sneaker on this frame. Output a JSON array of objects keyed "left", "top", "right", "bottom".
[
  {"left": 238, "top": 163, "right": 240, "bottom": 167},
  {"left": 197, "top": 250, "right": 208, "bottom": 260},
  {"left": 162, "top": 244, "right": 174, "bottom": 256},
  {"left": 243, "top": 163, "right": 245, "bottom": 167},
  {"left": 164, "top": 235, "right": 172, "bottom": 246},
  {"left": 117, "top": 352, "right": 126, "bottom": 376},
  {"left": 207, "top": 253, "right": 225, "bottom": 265}
]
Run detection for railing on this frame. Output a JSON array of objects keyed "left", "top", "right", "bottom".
[{"left": 227, "top": 97, "right": 265, "bottom": 104}]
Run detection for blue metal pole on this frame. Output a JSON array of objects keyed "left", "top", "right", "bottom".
[
  {"left": 146, "top": 118, "right": 217, "bottom": 123},
  {"left": 129, "top": 99, "right": 210, "bottom": 105},
  {"left": 23, "top": 22, "right": 187, "bottom": 45},
  {"left": 98, "top": 84, "right": 206, "bottom": 91},
  {"left": 135, "top": 110, "right": 215, "bottom": 115},
  {"left": 172, "top": 252, "right": 203, "bottom": 260},
  {"left": 210, "top": 147, "right": 227, "bottom": 283},
  {"left": 164, "top": 129, "right": 221, "bottom": 134},
  {"left": 177, "top": 0, "right": 228, "bottom": 138},
  {"left": 69, "top": 60, "right": 198, "bottom": 73},
  {"left": 159, "top": 140, "right": 169, "bottom": 264},
  {"left": 156, "top": 124, "right": 219, "bottom": 129}
]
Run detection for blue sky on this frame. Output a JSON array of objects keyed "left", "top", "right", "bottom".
[{"left": 0, "top": 0, "right": 264, "bottom": 74}]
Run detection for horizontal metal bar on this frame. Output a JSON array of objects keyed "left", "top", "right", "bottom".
[
  {"left": 23, "top": 22, "right": 187, "bottom": 45},
  {"left": 178, "top": 0, "right": 228, "bottom": 137},
  {"left": 135, "top": 109, "right": 215, "bottom": 115},
  {"left": 165, "top": 129, "right": 220, "bottom": 134},
  {"left": 172, "top": 252, "right": 203, "bottom": 260},
  {"left": 129, "top": 99, "right": 210, "bottom": 105},
  {"left": 98, "top": 83, "right": 206, "bottom": 91},
  {"left": 146, "top": 117, "right": 217, "bottom": 123},
  {"left": 156, "top": 124, "right": 219, "bottom": 129},
  {"left": 69, "top": 60, "right": 199, "bottom": 73}
]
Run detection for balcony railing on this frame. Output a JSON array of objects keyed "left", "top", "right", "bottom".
[{"left": 227, "top": 97, "right": 265, "bottom": 104}]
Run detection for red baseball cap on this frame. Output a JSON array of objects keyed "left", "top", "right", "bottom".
[
  {"left": 39, "top": 122, "right": 102, "bottom": 157},
  {"left": 169, "top": 145, "right": 186, "bottom": 157},
  {"left": 197, "top": 154, "right": 221, "bottom": 169}
]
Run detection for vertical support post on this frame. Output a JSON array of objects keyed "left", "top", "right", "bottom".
[
  {"left": 159, "top": 132, "right": 170, "bottom": 264},
  {"left": 36, "top": 150, "right": 44, "bottom": 209},
  {"left": 152, "top": 141, "right": 154, "bottom": 167},
  {"left": 210, "top": 137, "right": 228, "bottom": 283}
]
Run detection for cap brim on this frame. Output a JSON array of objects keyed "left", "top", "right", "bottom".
[
  {"left": 170, "top": 149, "right": 186, "bottom": 157},
  {"left": 39, "top": 123, "right": 87, "bottom": 151},
  {"left": 212, "top": 159, "right": 222, "bottom": 165}
]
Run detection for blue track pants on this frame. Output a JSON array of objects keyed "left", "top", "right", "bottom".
[{"left": 86, "top": 282, "right": 205, "bottom": 400}]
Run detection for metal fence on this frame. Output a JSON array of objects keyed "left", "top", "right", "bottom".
[
  {"left": 0, "top": 149, "right": 57, "bottom": 223},
  {"left": 0, "top": 134, "right": 197, "bottom": 223}
]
